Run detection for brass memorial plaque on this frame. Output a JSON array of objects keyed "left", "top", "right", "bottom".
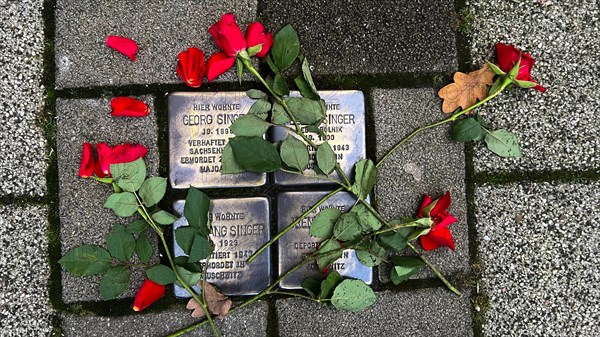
[
  {"left": 168, "top": 92, "right": 266, "bottom": 189},
  {"left": 277, "top": 191, "right": 372, "bottom": 289},
  {"left": 172, "top": 197, "right": 271, "bottom": 297},
  {"left": 272, "top": 90, "right": 366, "bottom": 186}
]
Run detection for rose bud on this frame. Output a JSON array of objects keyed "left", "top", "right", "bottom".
[
  {"left": 133, "top": 279, "right": 166, "bottom": 312},
  {"left": 176, "top": 47, "right": 206, "bottom": 88},
  {"left": 417, "top": 192, "right": 457, "bottom": 251},
  {"left": 209, "top": 13, "right": 247, "bottom": 57},
  {"left": 78, "top": 143, "right": 95, "bottom": 178},
  {"left": 495, "top": 43, "right": 546, "bottom": 92},
  {"left": 106, "top": 35, "right": 139, "bottom": 61},
  {"left": 205, "top": 52, "right": 236, "bottom": 82},
  {"left": 245, "top": 22, "right": 273, "bottom": 58},
  {"left": 111, "top": 97, "right": 149, "bottom": 117}
]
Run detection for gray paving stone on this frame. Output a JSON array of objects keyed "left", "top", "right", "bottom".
[
  {"left": 277, "top": 289, "right": 472, "bottom": 337},
  {"left": 373, "top": 88, "right": 469, "bottom": 282},
  {"left": 469, "top": 1, "right": 600, "bottom": 172},
  {"left": 0, "top": 0, "right": 47, "bottom": 196},
  {"left": 56, "top": 96, "right": 159, "bottom": 303},
  {"left": 0, "top": 204, "right": 53, "bottom": 337},
  {"left": 476, "top": 182, "right": 600, "bottom": 337},
  {"left": 54, "top": 0, "right": 257, "bottom": 88},
  {"left": 61, "top": 301, "right": 268, "bottom": 337},
  {"left": 261, "top": 0, "right": 458, "bottom": 75}
]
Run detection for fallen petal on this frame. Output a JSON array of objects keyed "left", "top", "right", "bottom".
[
  {"left": 111, "top": 97, "right": 149, "bottom": 117},
  {"left": 111, "top": 143, "right": 147, "bottom": 164},
  {"left": 78, "top": 143, "right": 95, "bottom": 178},
  {"left": 96, "top": 142, "right": 112, "bottom": 176},
  {"left": 205, "top": 52, "right": 235, "bottom": 82},
  {"left": 106, "top": 35, "right": 139, "bottom": 61},
  {"left": 133, "top": 279, "right": 166, "bottom": 312}
]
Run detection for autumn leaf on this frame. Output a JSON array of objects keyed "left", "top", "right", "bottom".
[
  {"left": 186, "top": 282, "right": 232, "bottom": 319},
  {"left": 438, "top": 64, "right": 495, "bottom": 113}
]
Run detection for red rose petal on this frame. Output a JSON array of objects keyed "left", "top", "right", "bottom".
[
  {"left": 245, "top": 22, "right": 273, "bottom": 58},
  {"left": 78, "top": 143, "right": 95, "bottom": 178},
  {"left": 111, "top": 143, "right": 148, "bottom": 164},
  {"left": 421, "top": 227, "right": 455, "bottom": 251},
  {"left": 176, "top": 47, "right": 205, "bottom": 88},
  {"left": 205, "top": 52, "right": 235, "bottom": 82},
  {"left": 96, "top": 142, "right": 112, "bottom": 176},
  {"left": 209, "top": 13, "right": 247, "bottom": 56},
  {"left": 435, "top": 214, "right": 457, "bottom": 230},
  {"left": 106, "top": 36, "right": 139, "bottom": 61},
  {"left": 111, "top": 97, "right": 149, "bottom": 117},
  {"left": 430, "top": 192, "right": 451, "bottom": 218},
  {"left": 133, "top": 279, "right": 166, "bottom": 312},
  {"left": 417, "top": 194, "right": 433, "bottom": 218}
]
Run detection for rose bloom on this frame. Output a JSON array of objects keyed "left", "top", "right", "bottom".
[
  {"left": 417, "top": 192, "right": 457, "bottom": 251},
  {"left": 245, "top": 22, "right": 273, "bottom": 58},
  {"left": 495, "top": 43, "right": 546, "bottom": 92},
  {"left": 209, "top": 13, "right": 247, "bottom": 57}
]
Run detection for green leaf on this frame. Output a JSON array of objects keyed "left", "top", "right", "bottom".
[
  {"left": 106, "top": 224, "right": 136, "bottom": 262},
  {"left": 147, "top": 264, "right": 176, "bottom": 285},
  {"left": 331, "top": 279, "right": 376, "bottom": 312},
  {"left": 221, "top": 142, "right": 245, "bottom": 174},
  {"left": 138, "top": 177, "right": 167, "bottom": 207},
  {"left": 248, "top": 99, "right": 271, "bottom": 118},
  {"left": 378, "top": 232, "right": 408, "bottom": 252},
  {"left": 110, "top": 158, "right": 147, "bottom": 192},
  {"left": 309, "top": 208, "right": 342, "bottom": 239},
  {"left": 280, "top": 136, "right": 310, "bottom": 171},
  {"left": 390, "top": 256, "right": 426, "bottom": 285},
  {"left": 350, "top": 203, "right": 382, "bottom": 233},
  {"left": 333, "top": 213, "right": 362, "bottom": 241},
  {"left": 152, "top": 210, "right": 177, "bottom": 225},
  {"left": 175, "top": 265, "right": 202, "bottom": 287},
  {"left": 452, "top": 118, "right": 486, "bottom": 142},
  {"left": 273, "top": 74, "right": 290, "bottom": 96},
  {"left": 266, "top": 54, "right": 280, "bottom": 74},
  {"left": 184, "top": 187, "right": 211, "bottom": 237},
  {"left": 104, "top": 192, "right": 138, "bottom": 217},
  {"left": 315, "top": 239, "right": 343, "bottom": 271},
  {"left": 351, "top": 159, "right": 377, "bottom": 200},
  {"left": 300, "top": 56, "right": 320, "bottom": 99},
  {"left": 487, "top": 62, "right": 505, "bottom": 75},
  {"left": 135, "top": 233, "right": 153, "bottom": 263},
  {"left": 301, "top": 278, "right": 321, "bottom": 298},
  {"left": 230, "top": 114, "right": 271, "bottom": 137},
  {"left": 285, "top": 97, "right": 325, "bottom": 125},
  {"left": 356, "top": 241, "right": 386, "bottom": 267},
  {"left": 246, "top": 89, "right": 266, "bottom": 99},
  {"left": 294, "top": 75, "right": 320, "bottom": 100},
  {"left": 271, "top": 24, "right": 300, "bottom": 72},
  {"left": 319, "top": 271, "right": 343, "bottom": 300},
  {"left": 230, "top": 136, "right": 282, "bottom": 173},
  {"left": 236, "top": 58, "right": 244, "bottom": 84},
  {"left": 485, "top": 129, "right": 522, "bottom": 157},
  {"left": 175, "top": 226, "right": 198, "bottom": 255},
  {"left": 271, "top": 102, "right": 290, "bottom": 125},
  {"left": 58, "top": 245, "right": 111, "bottom": 276},
  {"left": 99, "top": 266, "right": 131, "bottom": 300},
  {"left": 126, "top": 219, "right": 149, "bottom": 234},
  {"left": 188, "top": 235, "right": 214, "bottom": 263},
  {"left": 316, "top": 142, "right": 336, "bottom": 175}
]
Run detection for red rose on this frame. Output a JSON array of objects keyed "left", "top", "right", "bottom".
[
  {"left": 133, "top": 279, "right": 166, "bottom": 312},
  {"left": 209, "top": 13, "right": 247, "bottom": 57},
  {"left": 417, "top": 192, "right": 457, "bottom": 251},
  {"left": 106, "top": 36, "right": 138, "bottom": 61},
  {"left": 205, "top": 52, "right": 236, "bottom": 82},
  {"left": 79, "top": 142, "right": 148, "bottom": 179},
  {"left": 495, "top": 43, "right": 546, "bottom": 92},
  {"left": 245, "top": 22, "right": 273, "bottom": 58},
  {"left": 176, "top": 47, "right": 206, "bottom": 88},
  {"left": 111, "top": 97, "right": 149, "bottom": 117}
]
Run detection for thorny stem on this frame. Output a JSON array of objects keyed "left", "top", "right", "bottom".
[{"left": 407, "top": 242, "right": 461, "bottom": 296}]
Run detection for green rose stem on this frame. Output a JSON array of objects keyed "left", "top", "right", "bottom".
[{"left": 132, "top": 191, "right": 221, "bottom": 337}]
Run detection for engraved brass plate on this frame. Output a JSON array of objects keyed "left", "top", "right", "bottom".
[
  {"left": 172, "top": 197, "right": 271, "bottom": 296},
  {"left": 168, "top": 92, "right": 266, "bottom": 189},
  {"left": 277, "top": 191, "right": 372, "bottom": 289},
  {"left": 272, "top": 90, "right": 366, "bottom": 186}
]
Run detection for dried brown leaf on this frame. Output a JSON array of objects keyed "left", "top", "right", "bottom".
[
  {"left": 186, "top": 282, "right": 232, "bottom": 319},
  {"left": 438, "top": 64, "right": 495, "bottom": 113}
]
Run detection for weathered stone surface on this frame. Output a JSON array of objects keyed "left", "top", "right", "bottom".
[
  {"left": 261, "top": 0, "right": 457, "bottom": 75},
  {"left": 0, "top": 204, "right": 53, "bottom": 337},
  {"left": 277, "top": 289, "right": 472, "bottom": 337},
  {"left": 476, "top": 182, "right": 600, "bottom": 337},
  {"left": 61, "top": 301, "right": 268, "bottom": 337},
  {"left": 372, "top": 88, "right": 468, "bottom": 282},
  {"left": 56, "top": 96, "right": 159, "bottom": 303},
  {"left": 0, "top": 0, "right": 46, "bottom": 197},
  {"left": 54, "top": 0, "right": 257, "bottom": 88}
]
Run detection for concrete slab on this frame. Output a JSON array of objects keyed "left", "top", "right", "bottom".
[
  {"left": 372, "top": 88, "right": 469, "bottom": 282},
  {"left": 54, "top": 0, "right": 257, "bottom": 88},
  {"left": 261, "top": 0, "right": 458, "bottom": 75},
  {"left": 0, "top": 0, "right": 47, "bottom": 196},
  {"left": 56, "top": 96, "right": 159, "bottom": 303},
  {"left": 277, "top": 289, "right": 472, "bottom": 337},
  {"left": 0, "top": 204, "right": 53, "bottom": 336},
  {"left": 469, "top": 1, "right": 600, "bottom": 172},
  {"left": 476, "top": 182, "right": 600, "bottom": 337},
  {"left": 61, "top": 301, "right": 268, "bottom": 337}
]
